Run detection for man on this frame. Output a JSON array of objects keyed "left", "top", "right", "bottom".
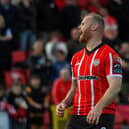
[
  {"left": 27, "top": 39, "right": 52, "bottom": 87},
  {"left": 52, "top": 49, "right": 70, "bottom": 81},
  {"left": 103, "top": 15, "right": 121, "bottom": 51},
  {"left": 56, "top": 13, "right": 122, "bottom": 129},
  {"left": 0, "top": 0, "right": 20, "bottom": 35}
]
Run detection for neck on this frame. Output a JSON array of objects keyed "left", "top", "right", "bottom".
[{"left": 86, "top": 37, "right": 102, "bottom": 51}]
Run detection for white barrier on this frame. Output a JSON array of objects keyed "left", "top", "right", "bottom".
[{"left": 0, "top": 111, "right": 10, "bottom": 129}]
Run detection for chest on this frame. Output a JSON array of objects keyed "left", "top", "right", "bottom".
[
  {"left": 31, "top": 89, "right": 45, "bottom": 101},
  {"left": 33, "top": 56, "right": 45, "bottom": 65},
  {"left": 74, "top": 51, "right": 105, "bottom": 78}
]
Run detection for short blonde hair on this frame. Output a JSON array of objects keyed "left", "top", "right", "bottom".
[
  {"left": 86, "top": 13, "right": 105, "bottom": 35},
  {"left": 0, "top": 15, "right": 5, "bottom": 28}
]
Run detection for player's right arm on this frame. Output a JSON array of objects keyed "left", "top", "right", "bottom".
[
  {"left": 56, "top": 79, "right": 77, "bottom": 117},
  {"left": 56, "top": 53, "right": 78, "bottom": 117}
]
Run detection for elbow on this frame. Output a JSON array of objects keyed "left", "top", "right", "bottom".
[{"left": 115, "top": 85, "right": 121, "bottom": 95}]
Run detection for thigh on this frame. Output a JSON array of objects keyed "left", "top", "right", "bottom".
[
  {"left": 65, "top": 115, "right": 93, "bottom": 129},
  {"left": 29, "top": 116, "right": 43, "bottom": 126},
  {"left": 65, "top": 116, "right": 78, "bottom": 129}
]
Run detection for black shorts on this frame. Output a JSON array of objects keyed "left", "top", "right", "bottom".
[
  {"left": 65, "top": 114, "right": 114, "bottom": 129},
  {"left": 29, "top": 116, "right": 43, "bottom": 126}
]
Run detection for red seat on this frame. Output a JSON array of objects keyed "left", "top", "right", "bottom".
[
  {"left": 24, "top": 69, "right": 30, "bottom": 82},
  {"left": 43, "top": 110, "right": 50, "bottom": 129},
  {"left": 4, "top": 70, "right": 26, "bottom": 89},
  {"left": 12, "top": 51, "right": 26, "bottom": 66},
  {"left": 114, "top": 105, "right": 129, "bottom": 129}
]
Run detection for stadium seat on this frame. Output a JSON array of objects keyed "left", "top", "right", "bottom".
[
  {"left": 4, "top": 70, "right": 26, "bottom": 89},
  {"left": 43, "top": 110, "right": 50, "bottom": 129},
  {"left": 12, "top": 51, "right": 26, "bottom": 66},
  {"left": 114, "top": 105, "right": 129, "bottom": 129},
  {"left": 24, "top": 69, "right": 30, "bottom": 82}
]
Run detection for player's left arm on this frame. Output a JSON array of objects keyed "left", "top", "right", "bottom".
[
  {"left": 87, "top": 51, "right": 122, "bottom": 125},
  {"left": 87, "top": 77, "right": 122, "bottom": 125}
]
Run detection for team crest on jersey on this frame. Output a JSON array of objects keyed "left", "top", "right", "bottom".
[
  {"left": 94, "top": 59, "right": 100, "bottom": 66},
  {"left": 114, "top": 56, "right": 120, "bottom": 62}
]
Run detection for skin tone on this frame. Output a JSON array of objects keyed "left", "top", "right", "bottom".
[
  {"left": 121, "top": 43, "right": 129, "bottom": 70},
  {"left": 22, "top": 0, "right": 30, "bottom": 7},
  {"left": 60, "top": 68, "right": 70, "bottom": 82},
  {"left": 33, "top": 41, "right": 43, "bottom": 56},
  {"left": 71, "top": 28, "right": 79, "bottom": 41},
  {"left": 56, "top": 15, "right": 122, "bottom": 125}
]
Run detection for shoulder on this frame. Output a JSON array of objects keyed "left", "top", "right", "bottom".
[
  {"left": 71, "top": 48, "right": 85, "bottom": 65},
  {"left": 102, "top": 44, "right": 121, "bottom": 64},
  {"left": 53, "top": 78, "right": 62, "bottom": 85},
  {"left": 102, "top": 44, "right": 120, "bottom": 57}
]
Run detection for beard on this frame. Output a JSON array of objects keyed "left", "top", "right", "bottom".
[{"left": 79, "top": 28, "right": 91, "bottom": 44}]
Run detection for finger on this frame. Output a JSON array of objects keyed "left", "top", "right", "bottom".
[
  {"left": 87, "top": 112, "right": 91, "bottom": 124},
  {"left": 56, "top": 111, "right": 64, "bottom": 117},
  {"left": 87, "top": 112, "right": 93, "bottom": 124},
  {"left": 91, "top": 113, "right": 96, "bottom": 124},
  {"left": 56, "top": 106, "right": 64, "bottom": 112},
  {"left": 57, "top": 110, "right": 64, "bottom": 114},
  {"left": 57, "top": 112, "right": 64, "bottom": 117},
  {"left": 96, "top": 115, "right": 100, "bottom": 125},
  {"left": 61, "top": 104, "right": 65, "bottom": 110},
  {"left": 56, "top": 108, "right": 64, "bottom": 115},
  {"left": 58, "top": 113, "right": 64, "bottom": 117}
]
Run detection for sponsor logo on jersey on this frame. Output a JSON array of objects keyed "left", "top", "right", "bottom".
[{"left": 79, "top": 75, "right": 98, "bottom": 80}]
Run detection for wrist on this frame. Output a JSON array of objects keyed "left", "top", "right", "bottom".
[
  {"left": 61, "top": 101, "right": 68, "bottom": 108},
  {"left": 95, "top": 103, "right": 104, "bottom": 111}
]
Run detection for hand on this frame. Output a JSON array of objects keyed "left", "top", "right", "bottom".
[
  {"left": 87, "top": 106, "right": 102, "bottom": 125},
  {"left": 56, "top": 102, "right": 66, "bottom": 117}
]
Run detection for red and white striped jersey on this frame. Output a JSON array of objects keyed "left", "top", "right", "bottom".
[{"left": 71, "top": 43, "right": 122, "bottom": 116}]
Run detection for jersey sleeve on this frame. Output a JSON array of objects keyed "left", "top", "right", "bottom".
[{"left": 105, "top": 51, "right": 122, "bottom": 78}]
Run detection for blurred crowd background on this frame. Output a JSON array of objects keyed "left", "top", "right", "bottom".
[{"left": 0, "top": 0, "right": 129, "bottom": 129}]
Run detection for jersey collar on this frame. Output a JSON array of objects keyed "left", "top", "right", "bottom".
[{"left": 85, "top": 43, "right": 104, "bottom": 55}]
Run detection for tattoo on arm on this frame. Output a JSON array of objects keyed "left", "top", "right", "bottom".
[{"left": 62, "top": 79, "right": 77, "bottom": 107}]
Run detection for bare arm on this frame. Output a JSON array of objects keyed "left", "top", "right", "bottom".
[
  {"left": 62, "top": 79, "right": 77, "bottom": 108},
  {"left": 56, "top": 79, "right": 77, "bottom": 117},
  {"left": 95, "top": 77, "right": 122, "bottom": 110},
  {"left": 26, "top": 96, "right": 42, "bottom": 109},
  {"left": 87, "top": 77, "right": 122, "bottom": 124}
]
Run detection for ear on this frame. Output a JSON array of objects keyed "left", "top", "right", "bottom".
[{"left": 91, "top": 24, "right": 98, "bottom": 31}]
